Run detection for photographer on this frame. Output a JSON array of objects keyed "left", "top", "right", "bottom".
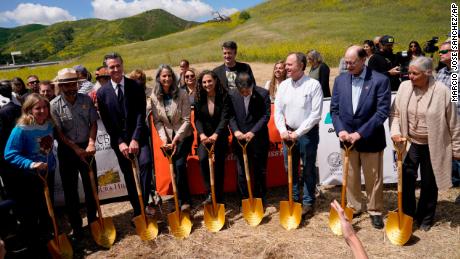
[{"left": 368, "top": 35, "right": 401, "bottom": 91}]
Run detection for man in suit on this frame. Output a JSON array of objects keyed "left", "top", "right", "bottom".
[
  {"left": 229, "top": 72, "right": 271, "bottom": 204},
  {"left": 96, "top": 52, "right": 154, "bottom": 220},
  {"left": 330, "top": 45, "right": 391, "bottom": 229},
  {"left": 213, "top": 41, "right": 256, "bottom": 91}
]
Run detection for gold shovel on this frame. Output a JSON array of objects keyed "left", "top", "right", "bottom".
[
  {"left": 87, "top": 158, "right": 116, "bottom": 248},
  {"left": 130, "top": 156, "right": 158, "bottom": 240},
  {"left": 202, "top": 143, "right": 225, "bottom": 232},
  {"left": 329, "top": 141, "right": 354, "bottom": 236},
  {"left": 386, "top": 138, "right": 413, "bottom": 246},
  {"left": 38, "top": 171, "right": 73, "bottom": 259},
  {"left": 237, "top": 138, "right": 264, "bottom": 227},
  {"left": 161, "top": 146, "right": 192, "bottom": 238},
  {"left": 279, "top": 140, "right": 302, "bottom": 230}
]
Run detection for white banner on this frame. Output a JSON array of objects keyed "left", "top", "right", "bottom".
[{"left": 317, "top": 95, "right": 398, "bottom": 185}]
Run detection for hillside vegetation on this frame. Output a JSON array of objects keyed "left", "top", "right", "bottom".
[
  {"left": 0, "top": 9, "right": 196, "bottom": 63},
  {"left": 0, "top": 0, "right": 449, "bottom": 81}
]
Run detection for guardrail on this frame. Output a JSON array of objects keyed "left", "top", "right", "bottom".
[{"left": 0, "top": 61, "right": 60, "bottom": 70}]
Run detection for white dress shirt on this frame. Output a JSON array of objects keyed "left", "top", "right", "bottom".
[
  {"left": 274, "top": 74, "right": 323, "bottom": 137},
  {"left": 111, "top": 77, "right": 125, "bottom": 96},
  {"left": 243, "top": 94, "right": 251, "bottom": 115}
]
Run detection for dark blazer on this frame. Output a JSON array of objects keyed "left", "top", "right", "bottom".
[
  {"left": 194, "top": 92, "right": 232, "bottom": 139},
  {"left": 0, "top": 102, "right": 21, "bottom": 164},
  {"left": 330, "top": 66, "right": 391, "bottom": 152},
  {"left": 96, "top": 77, "right": 148, "bottom": 147},
  {"left": 229, "top": 86, "right": 270, "bottom": 139},
  {"left": 318, "top": 63, "right": 331, "bottom": 98},
  {"left": 213, "top": 62, "right": 256, "bottom": 90}
]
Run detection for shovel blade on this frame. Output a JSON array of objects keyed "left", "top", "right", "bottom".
[
  {"left": 47, "top": 234, "right": 73, "bottom": 259},
  {"left": 279, "top": 201, "right": 302, "bottom": 230},
  {"left": 328, "top": 207, "right": 353, "bottom": 236},
  {"left": 133, "top": 215, "right": 158, "bottom": 240},
  {"left": 90, "top": 217, "right": 116, "bottom": 248},
  {"left": 167, "top": 210, "right": 192, "bottom": 239},
  {"left": 204, "top": 203, "right": 225, "bottom": 232},
  {"left": 242, "top": 198, "right": 264, "bottom": 227},
  {"left": 385, "top": 211, "right": 413, "bottom": 246}
]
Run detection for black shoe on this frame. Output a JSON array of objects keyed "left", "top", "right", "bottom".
[
  {"left": 370, "top": 215, "right": 384, "bottom": 229},
  {"left": 302, "top": 204, "right": 313, "bottom": 216},
  {"left": 419, "top": 223, "right": 432, "bottom": 232}
]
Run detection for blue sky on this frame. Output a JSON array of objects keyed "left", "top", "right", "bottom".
[{"left": 0, "top": 0, "right": 265, "bottom": 28}]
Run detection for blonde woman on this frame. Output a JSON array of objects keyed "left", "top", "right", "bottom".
[
  {"left": 4, "top": 93, "right": 56, "bottom": 255},
  {"left": 264, "top": 60, "right": 286, "bottom": 101}
]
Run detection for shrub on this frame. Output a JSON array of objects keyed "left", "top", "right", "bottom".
[{"left": 239, "top": 11, "right": 251, "bottom": 21}]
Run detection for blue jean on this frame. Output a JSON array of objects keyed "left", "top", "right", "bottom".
[{"left": 283, "top": 126, "right": 319, "bottom": 206}]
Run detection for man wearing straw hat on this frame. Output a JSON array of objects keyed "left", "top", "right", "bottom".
[
  {"left": 50, "top": 68, "right": 99, "bottom": 239},
  {"left": 330, "top": 45, "right": 391, "bottom": 229}
]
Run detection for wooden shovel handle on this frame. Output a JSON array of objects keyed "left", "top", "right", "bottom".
[
  {"left": 284, "top": 140, "right": 295, "bottom": 206},
  {"left": 130, "top": 156, "right": 146, "bottom": 220},
  {"left": 341, "top": 142, "right": 353, "bottom": 208},
  {"left": 238, "top": 139, "right": 253, "bottom": 200}
]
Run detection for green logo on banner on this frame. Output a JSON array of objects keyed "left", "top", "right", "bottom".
[{"left": 324, "top": 113, "right": 332, "bottom": 124}]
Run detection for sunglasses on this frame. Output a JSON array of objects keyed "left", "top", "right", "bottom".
[
  {"left": 185, "top": 74, "right": 195, "bottom": 79},
  {"left": 439, "top": 49, "right": 450, "bottom": 54},
  {"left": 28, "top": 80, "right": 40, "bottom": 84}
]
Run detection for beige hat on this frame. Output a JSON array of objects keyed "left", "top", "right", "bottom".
[{"left": 54, "top": 68, "right": 80, "bottom": 85}]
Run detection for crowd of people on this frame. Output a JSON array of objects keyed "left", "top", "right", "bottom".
[{"left": 0, "top": 36, "right": 458, "bottom": 257}]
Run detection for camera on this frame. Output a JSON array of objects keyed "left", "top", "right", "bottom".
[
  {"left": 396, "top": 51, "right": 410, "bottom": 81},
  {"left": 423, "top": 36, "right": 439, "bottom": 54}
]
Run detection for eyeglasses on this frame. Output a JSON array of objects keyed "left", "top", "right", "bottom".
[
  {"left": 439, "top": 49, "right": 450, "bottom": 54},
  {"left": 344, "top": 60, "right": 360, "bottom": 66},
  {"left": 28, "top": 80, "right": 40, "bottom": 84},
  {"left": 185, "top": 74, "right": 195, "bottom": 79}
]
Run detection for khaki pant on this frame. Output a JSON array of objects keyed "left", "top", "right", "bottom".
[{"left": 343, "top": 149, "right": 384, "bottom": 215}]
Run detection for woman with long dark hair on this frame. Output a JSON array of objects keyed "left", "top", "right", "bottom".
[{"left": 194, "top": 70, "right": 232, "bottom": 204}]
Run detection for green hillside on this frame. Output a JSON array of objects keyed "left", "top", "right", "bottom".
[
  {"left": 0, "top": 9, "right": 196, "bottom": 63},
  {"left": 0, "top": 0, "right": 449, "bottom": 80}
]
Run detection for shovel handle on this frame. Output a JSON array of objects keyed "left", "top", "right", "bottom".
[
  {"left": 130, "top": 156, "right": 147, "bottom": 220},
  {"left": 238, "top": 139, "right": 254, "bottom": 200},
  {"left": 284, "top": 140, "right": 295, "bottom": 205},
  {"left": 169, "top": 162, "right": 180, "bottom": 213},
  {"left": 87, "top": 157, "right": 104, "bottom": 226},
  {"left": 203, "top": 142, "right": 218, "bottom": 213},
  {"left": 341, "top": 142, "right": 353, "bottom": 208},
  {"left": 393, "top": 138, "right": 407, "bottom": 215}
]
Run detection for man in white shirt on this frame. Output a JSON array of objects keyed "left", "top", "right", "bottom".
[{"left": 274, "top": 52, "right": 323, "bottom": 216}]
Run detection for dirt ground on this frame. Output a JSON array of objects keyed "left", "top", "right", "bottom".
[
  {"left": 70, "top": 186, "right": 460, "bottom": 259},
  {"left": 62, "top": 62, "right": 458, "bottom": 258}
]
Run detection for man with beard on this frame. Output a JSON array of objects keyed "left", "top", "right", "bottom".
[{"left": 50, "top": 68, "right": 99, "bottom": 239}]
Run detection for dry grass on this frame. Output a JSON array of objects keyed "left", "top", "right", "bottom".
[{"left": 65, "top": 186, "right": 460, "bottom": 259}]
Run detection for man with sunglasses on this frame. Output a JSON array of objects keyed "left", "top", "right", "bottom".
[
  {"left": 435, "top": 40, "right": 460, "bottom": 187},
  {"left": 26, "top": 75, "right": 40, "bottom": 93}
]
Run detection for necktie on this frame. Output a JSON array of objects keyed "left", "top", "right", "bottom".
[
  {"left": 117, "top": 84, "right": 126, "bottom": 117},
  {"left": 117, "top": 84, "right": 124, "bottom": 105}
]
